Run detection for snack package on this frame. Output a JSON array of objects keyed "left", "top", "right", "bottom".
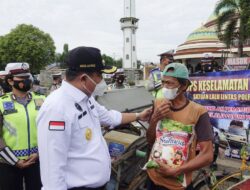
[{"left": 145, "top": 119, "right": 194, "bottom": 187}]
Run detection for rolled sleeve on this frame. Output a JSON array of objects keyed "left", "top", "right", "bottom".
[
  {"left": 37, "top": 105, "right": 72, "bottom": 190},
  {"left": 94, "top": 101, "right": 122, "bottom": 128}
]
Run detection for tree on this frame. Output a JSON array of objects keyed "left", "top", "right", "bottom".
[
  {"left": 137, "top": 60, "right": 142, "bottom": 69},
  {"left": 102, "top": 54, "right": 122, "bottom": 68},
  {"left": 0, "top": 24, "right": 56, "bottom": 73},
  {"left": 62, "top": 44, "right": 69, "bottom": 60},
  {"left": 243, "top": 1, "right": 250, "bottom": 37},
  {"left": 55, "top": 52, "right": 63, "bottom": 63},
  {"left": 215, "top": 0, "right": 250, "bottom": 57},
  {"left": 55, "top": 43, "right": 69, "bottom": 68}
]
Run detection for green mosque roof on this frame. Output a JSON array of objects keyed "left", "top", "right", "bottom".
[
  {"left": 186, "top": 25, "right": 219, "bottom": 42},
  {"left": 183, "top": 1, "right": 231, "bottom": 44}
]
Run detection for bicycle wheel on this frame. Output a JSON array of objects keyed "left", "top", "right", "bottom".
[
  {"left": 211, "top": 172, "right": 242, "bottom": 190},
  {"left": 193, "top": 180, "right": 211, "bottom": 190},
  {"left": 193, "top": 174, "right": 225, "bottom": 190}
]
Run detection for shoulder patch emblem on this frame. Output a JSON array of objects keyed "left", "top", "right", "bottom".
[
  {"left": 2, "top": 101, "right": 17, "bottom": 115},
  {"left": 0, "top": 95, "right": 8, "bottom": 99},
  {"left": 3, "top": 102, "right": 14, "bottom": 110},
  {"left": 49, "top": 121, "right": 65, "bottom": 131}
]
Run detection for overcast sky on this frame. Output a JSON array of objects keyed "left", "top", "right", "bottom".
[{"left": 0, "top": 0, "right": 218, "bottom": 63}]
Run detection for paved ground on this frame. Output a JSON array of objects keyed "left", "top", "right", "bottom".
[
  {"left": 217, "top": 157, "right": 242, "bottom": 172},
  {"left": 216, "top": 147, "right": 242, "bottom": 172}
]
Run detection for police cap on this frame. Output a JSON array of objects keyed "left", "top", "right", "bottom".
[{"left": 5, "top": 63, "right": 30, "bottom": 77}]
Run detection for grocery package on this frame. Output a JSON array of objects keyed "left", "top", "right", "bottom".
[{"left": 146, "top": 119, "right": 194, "bottom": 187}]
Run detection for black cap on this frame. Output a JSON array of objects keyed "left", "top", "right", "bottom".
[{"left": 66, "top": 46, "right": 117, "bottom": 74}]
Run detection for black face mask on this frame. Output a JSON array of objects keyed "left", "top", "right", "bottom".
[
  {"left": 0, "top": 79, "right": 12, "bottom": 93},
  {"left": 204, "top": 64, "right": 213, "bottom": 72},
  {"left": 13, "top": 79, "right": 32, "bottom": 92}
]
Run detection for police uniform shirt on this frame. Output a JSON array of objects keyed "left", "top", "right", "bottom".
[
  {"left": 147, "top": 68, "right": 162, "bottom": 91},
  {"left": 49, "top": 83, "right": 61, "bottom": 93},
  {"left": 37, "top": 80, "right": 122, "bottom": 190}
]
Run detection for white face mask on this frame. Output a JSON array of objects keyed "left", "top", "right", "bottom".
[
  {"left": 162, "top": 87, "right": 179, "bottom": 100},
  {"left": 92, "top": 79, "right": 107, "bottom": 97},
  {"left": 81, "top": 74, "right": 107, "bottom": 97}
]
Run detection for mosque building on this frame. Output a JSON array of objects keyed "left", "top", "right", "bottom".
[{"left": 174, "top": 10, "right": 250, "bottom": 72}]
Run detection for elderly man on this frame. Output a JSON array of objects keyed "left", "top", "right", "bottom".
[{"left": 146, "top": 63, "right": 213, "bottom": 190}]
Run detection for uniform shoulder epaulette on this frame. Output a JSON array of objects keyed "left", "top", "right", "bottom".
[
  {"left": 0, "top": 93, "right": 9, "bottom": 99},
  {"left": 33, "top": 91, "right": 45, "bottom": 96}
]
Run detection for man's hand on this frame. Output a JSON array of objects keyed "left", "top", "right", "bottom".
[
  {"left": 138, "top": 108, "right": 152, "bottom": 121},
  {"left": 155, "top": 159, "right": 182, "bottom": 177},
  {"left": 16, "top": 153, "right": 38, "bottom": 169},
  {"left": 152, "top": 99, "right": 172, "bottom": 121},
  {"left": 16, "top": 159, "right": 34, "bottom": 169},
  {"left": 25, "top": 153, "right": 38, "bottom": 165}
]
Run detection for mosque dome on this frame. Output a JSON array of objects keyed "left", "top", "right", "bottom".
[
  {"left": 186, "top": 25, "right": 218, "bottom": 42},
  {"left": 174, "top": 15, "right": 226, "bottom": 60},
  {"left": 173, "top": 2, "right": 249, "bottom": 63}
]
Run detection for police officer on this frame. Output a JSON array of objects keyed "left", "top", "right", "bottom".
[
  {"left": 37, "top": 46, "right": 152, "bottom": 190},
  {"left": 0, "top": 70, "right": 12, "bottom": 95},
  {"left": 109, "top": 68, "right": 129, "bottom": 90},
  {"left": 146, "top": 50, "right": 174, "bottom": 99},
  {"left": 0, "top": 62, "right": 45, "bottom": 190},
  {"left": 49, "top": 72, "right": 62, "bottom": 93},
  {"left": 196, "top": 53, "right": 219, "bottom": 73}
]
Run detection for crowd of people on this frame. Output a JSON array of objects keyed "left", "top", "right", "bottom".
[{"left": 0, "top": 46, "right": 215, "bottom": 190}]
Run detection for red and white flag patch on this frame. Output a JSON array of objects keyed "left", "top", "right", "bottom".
[{"left": 49, "top": 121, "right": 65, "bottom": 131}]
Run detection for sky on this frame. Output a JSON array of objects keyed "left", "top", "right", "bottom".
[{"left": 0, "top": 0, "right": 218, "bottom": 63}]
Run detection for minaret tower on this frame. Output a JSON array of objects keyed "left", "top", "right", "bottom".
[{"left": 120, "top": 0, "right": 139, "bottom": 69}]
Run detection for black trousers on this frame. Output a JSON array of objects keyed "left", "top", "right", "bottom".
[
  {"left": 147, "top": 178, "right": 193, "bottom": 190},
  {"left": 69, "top": 186, "right": 105, "bottom": 190},
  {"left": 0, "top": 162, "right": 42, "bottom": 190}
]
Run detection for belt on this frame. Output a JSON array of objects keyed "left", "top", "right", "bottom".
[{"left": 69, "top": 185, "right": 105, "bottom": 190}]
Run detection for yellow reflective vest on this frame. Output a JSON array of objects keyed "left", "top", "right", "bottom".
[
  {"left": 0, "top": 92, "right": 45, "bottom": 159},
  {"left": 154, "top": 88, "right": 164, "bottom": 99}
]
